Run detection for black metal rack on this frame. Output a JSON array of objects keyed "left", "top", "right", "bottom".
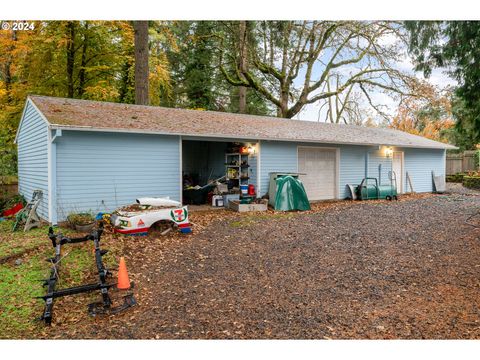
[{"left": 39, "top": 223, "right": 136, "bottom": 325}]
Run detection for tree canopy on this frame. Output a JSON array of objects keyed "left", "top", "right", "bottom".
[
  {"left": 405, "top": 21, "right": 480, "bottom": 150},
  {"left": 219, "top": 21, "right": 416, "bottom": 119}
]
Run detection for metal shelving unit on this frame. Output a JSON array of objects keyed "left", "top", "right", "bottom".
[{"left": 225, "top": 152, "right": 250, "bottom": 189}]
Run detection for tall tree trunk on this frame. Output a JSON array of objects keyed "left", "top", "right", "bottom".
[
  {"left": 78, "top": 22, "right": 89, "bottom": 97},
  {"left": 66, "top": 21, "right": 76, "bottom": 98},
  {"left": 278, "top": 88, "right": 289, "bottom": 117},
  {"left": 238, "top": 21, "right": 248, "bottom": 113},
  {"left": 119, "top": 59, "right": 133, "bottom": 103},
  {"left": 134, "top": 21, "right": 149, "bottom": 105}
]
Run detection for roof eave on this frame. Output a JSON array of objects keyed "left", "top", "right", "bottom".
[{"left": 49, "top": 124, "right": 456, "bottom": 150}]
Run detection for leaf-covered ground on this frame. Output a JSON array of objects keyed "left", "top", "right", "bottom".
[{"left": 2, "top": 186, "right": 480, "bottom": 339}]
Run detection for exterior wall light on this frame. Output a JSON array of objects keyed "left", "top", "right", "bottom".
[{"left": 385, "top": 146, "right": 393, "bottom": 158}]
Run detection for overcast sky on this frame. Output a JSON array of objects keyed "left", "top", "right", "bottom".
[{"left": 293, "top": 48, "right": 458, "bottom": 123}]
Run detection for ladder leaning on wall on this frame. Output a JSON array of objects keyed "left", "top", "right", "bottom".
[{"left": 13, "top": 190, "right": 43, "bottom": 232}]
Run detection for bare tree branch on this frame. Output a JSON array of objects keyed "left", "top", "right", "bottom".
[{"left": 217, "top": 20, "right": 415, "bottom": 119}]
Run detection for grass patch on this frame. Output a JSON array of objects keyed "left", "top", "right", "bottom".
[
  {"left": 0, "top": 221, "right": 48, "bottom": 259},
  {"left": 0, "top": 220, "right": 98, "bottom": 338},
  {"left": 60, "top": 244, "right": 96, "bottom": 285},
  {"left": 0, "top": 249, "right": 50, "bottom": 337}
]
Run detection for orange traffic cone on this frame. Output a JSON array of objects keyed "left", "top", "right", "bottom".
[{"left": 117, "top": 257, "right": 131, "bottom": 290}]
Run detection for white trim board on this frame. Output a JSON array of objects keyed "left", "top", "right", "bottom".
[
  {"left": 257, "top": 140, "right": 261, "bottom": 198},
  {"left": 179, "top": 135, "right": 183, "bottom": 204},
  {"left": 392, "top": 151, "right": 405, "bottom": 194},
  {"left": 47, "top": 128, "right": 53, "bottom": 224}
]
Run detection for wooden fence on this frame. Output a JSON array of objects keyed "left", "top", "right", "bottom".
[
  {"left": 0, "top": 177, "right": 18, "bottom": 199},
  {"left": 446, "top": 150, "right": 477, "bottom": 175}
]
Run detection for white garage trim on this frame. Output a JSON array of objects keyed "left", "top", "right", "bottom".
[
  {"left": 297, "top": 146, "right": 340, "bottom": 200},
  {"left": 179, "top": 135, "right": 183, "bottom": 204},
  {"left": 392, "top": 151, "right": 405, "bottom": 194},
  {"left": 257, "top": 140, "right": 261, "bottom": 198}
]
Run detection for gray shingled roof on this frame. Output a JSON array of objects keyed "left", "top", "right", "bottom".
[{"left": 28, "top": 95, "right": 455, "bottom": 149}]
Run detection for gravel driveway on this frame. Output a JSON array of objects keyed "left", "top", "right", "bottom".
[{"left": 47, "top": 187, "right": 480, "bottom": 339}]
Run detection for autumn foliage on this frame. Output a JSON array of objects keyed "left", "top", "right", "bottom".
[{"left": 390, "top": 82, "right": 454, "bottom": 143}]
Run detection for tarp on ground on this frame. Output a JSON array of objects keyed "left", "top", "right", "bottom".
[{"left": 274, "top": 175, "right": 311, "bottom": 211}]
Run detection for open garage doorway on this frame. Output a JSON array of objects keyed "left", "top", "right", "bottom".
[{"left": 181, "top": 139, "right": 258, "bottom": 206}]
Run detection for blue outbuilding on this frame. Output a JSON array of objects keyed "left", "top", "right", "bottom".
[{"left": 15, "top": 95, "right": 455, "bottom": 224}]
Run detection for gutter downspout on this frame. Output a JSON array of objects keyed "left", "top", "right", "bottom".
[{"left": 365, "top": 148, "right": 369, "bottom": 178}]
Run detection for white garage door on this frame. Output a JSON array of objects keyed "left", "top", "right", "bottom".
[{"left": 298, "top": 147, "right": 337, "bottom": 200}]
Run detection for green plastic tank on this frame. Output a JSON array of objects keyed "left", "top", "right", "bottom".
[
  {"left": 357, "top": 177, "right": 397, "bottom": 200},
  {"left": 378, "top": 185, "right": 397, "bottom": 199},
  {"left": 273, "top": 175, "right": 311, "bottom": 211},
  {"left": 357, "top": 178, "right": 378, "bottom": 200},
  {"left": 268, "top": 172, "right": 301, "bottom": 207}
]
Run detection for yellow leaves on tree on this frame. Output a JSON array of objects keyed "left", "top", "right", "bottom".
[
  {"left": 0, "top": 27, "right": 36, "bottom": 145},
  {"left": 390, "top": 82, "right": 454, "bottom": 143},
  {"left": 147, "top": 22, "right": 182, "bottom": 106},
  {"left": 149, "top": 55, "right": 172, "bottom": 106},
  {"left": 83, "top": 81, "right": 120, "bottom": 101},
  {"left": 391, "top": 111, "right": 454, "bottom": 141}
]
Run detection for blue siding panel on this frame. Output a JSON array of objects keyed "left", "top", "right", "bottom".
[
  {"left": 368, "top": 149, "right": 393, "bottom": 186},
  {"left": 402, "top": 147, "right": 445, "bottom": 193},
  {"left": 339, "top": 145, "right": 369, "bottom": 198},
  {"left": 17, "top": 102, "right": 49, "bottom": 220},
  {"left": 259, "top": 141, "right": 298, "bottom": 196},
  {"left": 55, "top": 131, "right": 180, "bottom": 221}
]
